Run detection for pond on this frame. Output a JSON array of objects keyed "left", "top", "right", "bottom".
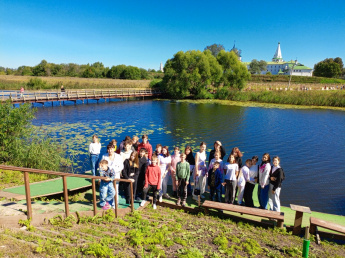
[{"left": 32, "top": 99, "right": 345, "bottom": 215}]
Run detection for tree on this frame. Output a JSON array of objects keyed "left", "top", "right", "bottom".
[
  {"left": 122, "top": 66, "right": 141, "bottom": 80},
  {"left": 313, "top": 58, "right": 342, "bottom": 78},
  {"left": 248, "top": 59, "right": 267, "bottom": 74},
  {"left": 32, "top": 60, "right": 49, "bottom": 76},
  {"left": 162, "top": 50, "right": 223, "bottom": 98},
  {"left": 334, "top": 57, "right": 344, "bottom": 69},
  {"left": 217, "top": 50, "right": 250, "bottom": 90},
  {"left": 107, "top": 65, "right": 127, "bottom": 79},
  {"left": 204, "top": 44, "right": 225, "bottom": 57}
]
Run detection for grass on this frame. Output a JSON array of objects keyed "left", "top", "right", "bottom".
[{"left": 1, "top": 206, "right": 344, "bottom": 257}]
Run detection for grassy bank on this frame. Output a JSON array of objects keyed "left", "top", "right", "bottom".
[
  {"left": 249, "top": 74, "right": 345, "bottom": 84},
  {"left": 0, "top": 75, "right": 151, "bottom": 90},
  {"left": 215, "top": 89, "right": 345, "bottom": 107},
  {"left": 1, "top": 206, "right": 344, "bottom": 257}
]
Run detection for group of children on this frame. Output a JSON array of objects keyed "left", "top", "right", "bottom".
[{"left": 89, "top": 135, "right": 285, "bottom": 212}]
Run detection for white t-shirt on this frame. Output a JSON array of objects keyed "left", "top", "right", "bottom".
[
  {"left": 89, "top": 142, "right": 101, "bottom": 155},
  {"left": 223, "top": 163, "right": 239, "bottom": 181},
  {"left": 158, "top": 155, "right": 171, "bottom": 175},
  {"left": 248, "top": 164, "right": 259, "bottom": 184},
  {"left": 101, "top": 153, "right": 124, "bottom": 179},
  {"left": 238, "top": 166, "right": 250, "bottom": 187}
]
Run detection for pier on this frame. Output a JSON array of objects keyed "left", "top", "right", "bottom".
[{"left": 0, "top": 88, "right": 162, "bottom": 105}]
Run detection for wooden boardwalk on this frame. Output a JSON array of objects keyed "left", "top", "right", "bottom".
[{"left": 1, "top": 88, "right": 162, "bottom": 104}]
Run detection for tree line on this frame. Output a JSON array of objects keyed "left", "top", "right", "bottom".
[{"left": 0, "top": 60, "right": 163, "bottom": 80}]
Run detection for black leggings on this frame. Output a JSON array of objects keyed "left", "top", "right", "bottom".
[{"left": 243, "top": 182, "right": 255, "bottom": 207}]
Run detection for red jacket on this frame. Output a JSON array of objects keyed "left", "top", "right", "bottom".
[
  {"left": 144, "top": 165, "right": 161, "bottom": 189},
  {"left": 138, "top": 141, "right": 153, "bottom": 160}
]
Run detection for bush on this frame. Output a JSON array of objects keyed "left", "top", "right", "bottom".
[{"left": 26, "top": 78, "right": 49, "bottom": 90}]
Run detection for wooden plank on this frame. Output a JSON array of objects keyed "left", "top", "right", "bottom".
[
  {"left": 202, "top": 200, "right": 284, "bottom": 220},
  {"left": 290, "top": 204, "right": 311, "bottom": 213},
  {"left": 310, "top": 217, "right": 345, "bottom": 234},
  {"left": 92, "top": 178, "right": 97, "bottom": 216},
  {"left": 62, "top": 176, "right": 69, "bottom": 217},
  {"left": 23, "top": 171, "right": 32, "bottom": 220},
  {"left": 293, "top": 211, "right": 303, "bottom": 235}
]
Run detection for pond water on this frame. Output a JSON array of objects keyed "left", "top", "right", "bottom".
[{"left": 32, "top": 99, "right": 345, "bottom": 215}]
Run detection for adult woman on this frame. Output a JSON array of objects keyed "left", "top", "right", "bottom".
[
  {"left": 231, "top": 147, "right": 243, "bottom": 169},
  {"left": 123, "top": 151, "right": 139, "bottom": 204},
  {"left": 158, "top": 146, "right": 171, "bottom": 201},
  {"left": 258, "top": 153, "right": 271, "bottom": 209},
  {"left": 101, "top": 144, "right": 124, "bottom": 207},
  {"left": 208, "top": 141, "right": 226, "bottom": 164},
  {"left": 193, "top": 142, "right": 207, "bottom": 200}
]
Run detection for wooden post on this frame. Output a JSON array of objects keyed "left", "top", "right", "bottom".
[
  {"left": 130, "top": 181, "right": 134, "bottom": 212},
  {"left": 114, "top": 181, "right": 118, "bottom": 218},
  {"left": 24, "top": 171, "right": 33, "bottom": 220},
  {"left": 293, "top": 211, "right": 303, "bottom": 235},
  {"left": 92, "top": 178, "right": 97, "bottom": 216},
  {"left": 62, "top": 176, "right": 69, "bottom": 217}
]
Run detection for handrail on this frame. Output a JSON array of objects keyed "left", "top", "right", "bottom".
[{"left": 0, "top": 165, "right": 134, "bottom": 219}]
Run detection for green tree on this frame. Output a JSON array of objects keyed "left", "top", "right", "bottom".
[
  {"left": 217, "top": 50, "right": 250, "bottom": 90},
  {"left": 17, "top": 66, "right": 33, "bottom": 76},
  {"left": 107, "top": 65, "right": 127, "bottom": 79},
  {"left": 32, "top": 60, "right": 49, "bottom": 76},
  {"left": 313, "top": 58, "right": 342, "bottom": 78},
  {"left": 248, "top": 59, "right": 267, "bottom": 74},
  {"left": 334, "top": 57, "right": 344, "bottom": 69},
  {"left": 122, "top": 66, "right": 141, "bottom": 80},
  {"left": 204, "top": 44, "right": 225, "bottom": 57},
  {"left": 162, "top": 50, "right": 223, "bottom": 99}
]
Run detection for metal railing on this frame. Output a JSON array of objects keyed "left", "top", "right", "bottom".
[
  {"left": 0, "top": 89, "right": 162, "bottom": 103},
  {"left": 0, "top": 165, "right": 135, "bottom": 219}
]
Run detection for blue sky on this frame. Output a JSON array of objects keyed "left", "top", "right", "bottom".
[{"left": 1, "top": 0, "right": 344, "bottom": 70}]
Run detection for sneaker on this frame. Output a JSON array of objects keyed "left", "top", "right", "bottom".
[
  {"left": 163, "top": 193, "right": 170, "bottom": 199},
  {"left": 159, "top": 196, "right": 163, "bottom": 203},
  {"left": 200, "top": 195, "right": 205, "bottom": 199},
  {"left": 176, "top": 199, "right": 181, "bottom": 206},
  {"left": 153, "top": 204, "right": 157, "bottom": 210},
  {"left": 102, "top": 202, "right": 110, "bottom": 210},
  {"left": 140, "top": 200, "right": 146, "bottom": 207},
  {"left": 181, "top": 201, "right": 186, "bottom": 207}
]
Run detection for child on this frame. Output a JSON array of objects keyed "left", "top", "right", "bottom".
[
  {"left": 123, "top": 151, "right": 139, "bottom": 204},
  {"left": 120, "top": 140, "right": 133, "bottom": 162},
  {"left": 269, "top": 156, "right": 284, "bottom": 212},
  {"left": 132, "top": 136, "right": 139, "bottom": 151},
  {"left": 223, "top": 154, "right": 239, "bottom": 204},
  {"left": 208, "top": 151, "right": 224, "bottom": 174},
  {"left": 145, "top": 149, "right": 151, "bottom": 166},
  {"left": 259, "top": 153, "right": 271, "bottom": 209},
  {"left": 136, "top": 148, "right": 148, "bottom": 201},
  {"left": 193, "top": 142, "right": 207, "bottom": 200},
  {"left": 89, "top": 135, "right": 101, "bottom": 176},
  {"left": 175, "top": 153, "right": 190, "bottom": 207},
  {"left": 244, "top": 156, "right": 259, "bottom": 207},
  {"left": 158, "top": 146, "right": 171, "bottom": 201},
  {"left": 137, "top": 134, "right": 153, "bottom": 160},
  {"left": 207, "top": 161, "right": 222, "bottom": 202},
  {"left": 170, "top": 146, "right": 181, "bottom": 197},
  {"left": 141, "top": 155, "right": 161, "bottom": 209},
  {"left": 154, "top": 144, "right": 162, "bottom": 156},
  {"left": 208, "top": 141, "right": 226, "bottom": 164},
  {"left": 237, "top": 159, "right": 252, "bottom": 205},
  {"left": 231, "top": 147, "right": 243, "bottom": 169},
  {"left": 99, "top": 159, "right": 116, "bottom": 210},
  {"left": 109, "top": 139, "right": 118, "bottom": 152},
  {"left": 185, "top": 146, "right": 195, "bottom": 196}
]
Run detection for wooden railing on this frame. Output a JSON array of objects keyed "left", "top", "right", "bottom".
[
  {"left": 0, "top": 89, "right": 162, "bottom": 103},
  {"left": 0, "top": 165, "right": 134, "bottom": 219}
]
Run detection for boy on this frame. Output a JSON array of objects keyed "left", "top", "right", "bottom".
[
  {"left": 138, "top": 134, "right": 153, "bottom": 160},
  {"left": 237, "top": 159, "right": 252, "bottom": 206},
  {"left": 136, "top": 148, "right": 148, "bottom": 201},
  {"left": 99, "top": 159, "right": 116, "bottom": 210},
  {"left": 175, "top": 153, "right": 190, "bottom": 207},
  {"left": 207, "top": 161, "right": 222, "bottom": 202},
  {"left": 140, "top": 155, "right": 161, "bottom": 209}
]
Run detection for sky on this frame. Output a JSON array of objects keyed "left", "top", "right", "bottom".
[{"left": 1, "top": 0, "right": 344, "bottom": 71}]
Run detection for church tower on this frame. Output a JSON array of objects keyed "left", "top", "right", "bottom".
[{"left": 272, "top": 42, "right": 283, "bottom": 62}]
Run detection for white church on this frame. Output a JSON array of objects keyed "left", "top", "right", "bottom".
[{"left": 244, "top": 43, "right": 313, "bottom": 76}]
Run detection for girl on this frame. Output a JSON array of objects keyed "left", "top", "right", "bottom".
[
  {"left": 223, "top": 154, "right": 239, "bottom": 204},
  {"left": 101, "top": 144, "right": 124, "bottom": 207},
  {"left": 132, "top": 136, "right": 139, "bottom": 151},
  {"left": 208, "top": 151, "right": 224, "bottom": 173},
  {"left": 170, "top": 147, "right": 181, "bottom": 197},
  {"left": 193, "top": 142, "right": 207, "bottom": 200},
  {"left": 120, "top": 140, "right": 133, "bottom": 162},
  {"left": 89, "top": 135, "right": 101, "bottom": 176},
  {"left": 259, "top": 153, "right": 271, "bottom": 209},
  {"left": 185, "top": 146, "right": 195, "bottom": 196},
  {"left": 136, "top": 148, "right": 148, "bottom": 201},
  {"left": 154, "top": 144, "right": 162, "bottom": 156},
  {"left": 237, "top": 159, "right": 252, "bottom": 205},
  {"left": 231, "top": 147, "right": 243, "bottom": 169},
  {"left": 208, "top": 141, "right": 226, "bottom": 164},
  {"left": 123, "top": 151, "right": 139, "bottom": 204},
  {"left": 244, "top": 156, "right": 259, "bottom": 207},
  {"left": 109, "top": 139, "right": 118, "bottom": 152},
  {"left": 269, "top": 156, "right": 284, "bottom": 212},
  {"left": 158, "top": 146, "right": 171, "bottom": 201}
]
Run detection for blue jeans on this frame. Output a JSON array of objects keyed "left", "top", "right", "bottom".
[
  {"left": 99, "top": 181, "right": 115, "bottom": 207},
  {"left": 259, "top": 184, "right": 269, "bottom": 209},
  {"left": 90, "top": 154, "right": 100, "bottom": 176},
  {"left": 210, "top": 187, "right": 221, "bottom": 202}
]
